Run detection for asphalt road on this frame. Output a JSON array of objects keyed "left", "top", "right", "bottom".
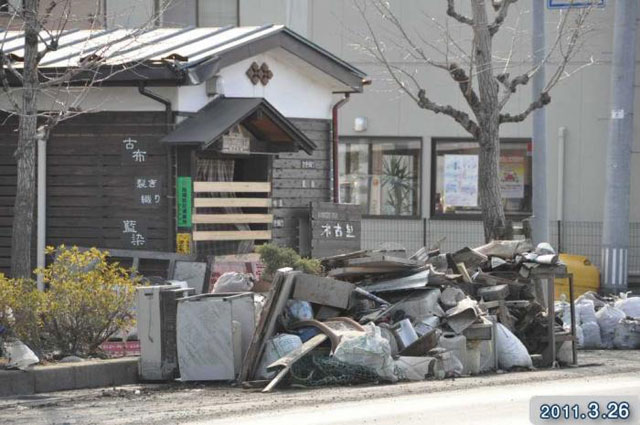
[
  {"left": 194, "top": 375, "right": 640, "bottom": 425},
  {"left": 2, "top": 350, "right": 639, "bottom": 425}
]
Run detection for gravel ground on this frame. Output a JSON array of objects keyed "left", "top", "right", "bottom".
[{"left": 1, "top": 350, "right": 639, "bottom": 425}]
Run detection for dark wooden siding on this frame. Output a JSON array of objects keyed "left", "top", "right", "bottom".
[
  {"left": 0, "top": 116, "right": 18, "bottom": 274},
  {"left": 270, "top": 118, "right": 331, "bottom": 249},
  {"left": 0, "top": 112, "right": 171, "bottom": 275}
]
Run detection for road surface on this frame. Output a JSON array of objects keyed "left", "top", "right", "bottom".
[
  {"left": 1, "top": 350, "right": 639, "bottom": 425},
  {"left": 194, "top": 375, "right": 640, "bottom": 425}
]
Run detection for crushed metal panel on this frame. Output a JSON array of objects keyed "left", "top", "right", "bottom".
[{"left": 292, "top": 273, "right": 354, "bottom": 310}]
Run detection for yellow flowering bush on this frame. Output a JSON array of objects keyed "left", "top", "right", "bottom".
[
  {"left": 37, "top": 246, "right": 142, "bottom": 356},
  {"left": 0, "top": 275, "right": 46, "bottom": 352}
]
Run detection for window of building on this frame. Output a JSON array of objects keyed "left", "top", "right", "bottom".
[
  {"left": 0, "top": 0, "right": 8, "bottom": 13},
  {"left": 432, "top": 139, "right": 532, "bottom": 218},
  {"left": 198, "top": 0, "right": 238, "bottom": 27},
  {"left": 339, "top": 138, "right": 421, "bottom": 217}
]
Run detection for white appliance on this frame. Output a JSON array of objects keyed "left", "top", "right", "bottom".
[
  {"left": 176, "top": 293, "right": 255, "bottom": 381},
  {"left": 137, "top": 285, "right": 194, "bottom": 381}
]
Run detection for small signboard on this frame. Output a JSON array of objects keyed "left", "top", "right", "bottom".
[
  {"left": 221, "top": 134, "right": 251, "bottom": 154},
  {"left": 547, "top": 0, "right": 604, "bottom": 9},
  {"left": 310, "top": 202, "right": 361, "bottom": 258},
  {"left": 177, "top": 177, "right": 192, "bottom": 228},
  {"left": 176, "top": 233, "right": 192, "bottom": 254},
  {"left": 134, "top": 176, "right": 163, "bottom": 208}
]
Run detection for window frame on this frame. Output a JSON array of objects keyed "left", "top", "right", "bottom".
[
  {"left": 430, "top": 137, "right": 532, "bottom": 221},
  {"left": 340, "top": 136, "right": 423, "bottom": 220}
]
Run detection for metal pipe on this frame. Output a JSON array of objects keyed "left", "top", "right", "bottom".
[
  {"left": 532, "top": 0, "right": 549, "bottom": 244},
  {"left": 138, "top": 82, "right": 175, "bottom": 251},
  {"left": 601, "top": 0, "right": 638, "bottom": 295},
  {"left": 331, "top": 93, "right": 350, "bottom": 203},
  {"left": 557, "top": 127, "right": 566, "bottom": 252},
  {"left": 36, "top": 134, "right": 46, "bottom": 291}
]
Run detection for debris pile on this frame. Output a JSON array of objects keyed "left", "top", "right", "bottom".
[{"left": 229, "top": 240, "right": 575, "bottom": 391}]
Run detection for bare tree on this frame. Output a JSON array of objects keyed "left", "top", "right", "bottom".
[
  {"left": 1, "top": 0, "right": 164, "bottom": 277},
  {"left": 353, "top": 0, "right": 594, "bottom": 241}
]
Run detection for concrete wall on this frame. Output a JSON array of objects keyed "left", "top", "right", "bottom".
[{"left": 239, "top": 0, "right": 639, "bottom": 223}]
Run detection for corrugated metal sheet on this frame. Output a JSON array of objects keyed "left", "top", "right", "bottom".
[{"left": 0, "top": 25, "right": 365, "bottom": 78}]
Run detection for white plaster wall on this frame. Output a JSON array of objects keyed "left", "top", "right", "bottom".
[{"left": 218, "top": 48, "right": 337, "bottom": 120}]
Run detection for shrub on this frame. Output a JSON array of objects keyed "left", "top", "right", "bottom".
[
  {"left": 0, "top": 275, "right": 46, "bottom": 353},
  {"left": 256, "top": 244, "right": 322, "bottom": 280},
  {"left": 37, "top": 246, "right": 142, "bottom": 356}
]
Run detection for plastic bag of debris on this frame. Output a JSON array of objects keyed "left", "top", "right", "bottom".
[
  {"left": 3, "top": 339, "right": 39, "bottom": 370},
  {"left": 212, "top": 272, "right": 254, "bottom": 294},
  {"left": 579, "top": 321, "right": 602, "bottom": 349},
  {"left": 333, "top": 323, "right": 397, "bottom": 382},
  {"left": 562, "top": 299, "right": 597, "bottom": 328},
  {"left": 613, "top": 319, "right": 640, "bottom": 349},
  {"left": 596, "top": 305, "right": 626, "bottom": 349},
  {"left": 615, "top": 293, "right": 640, "bottom": 318},
  {"left": 256, "top": 334, "right": 302, "bottom": 380},
  {"left": 280, "top": 300, "right": 314, "bottom": 329},
  {"left": 394, "top": 356, "right": 435, "bottom": 381},
  {"left": 433, "top": 350, "right": 464, "bottom": 379},
  {"left": 495, "top": 323, "right": 532, "bottom": 370}
]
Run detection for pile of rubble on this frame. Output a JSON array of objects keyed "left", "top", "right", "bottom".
[{"left": 230, "top": 240, "right": 573, "bottom": 391}]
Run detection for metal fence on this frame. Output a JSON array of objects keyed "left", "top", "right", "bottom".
[{"left": 362, "top": 218, "right": 640, "bottom": 275}]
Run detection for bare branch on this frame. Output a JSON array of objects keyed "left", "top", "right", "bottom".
[
  {"left": 499, "top": 91, "right": 550, "bottom": 124},
  {"left": 489, "top": 0, "right": 518, "bottom": 36},
  {"left": 447, "top": 0, "right": 474, "bottom": 25},
  {"left": 418, "top": 89, "right": 480, "bottom": 136}
]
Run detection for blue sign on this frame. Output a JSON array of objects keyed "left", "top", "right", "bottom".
[{"left": 547, "top": 0, "right": 604, "bottom": 8}]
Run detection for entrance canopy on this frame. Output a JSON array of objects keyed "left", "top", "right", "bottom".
[{"left": 161, "top": 96, "right": 317, "bottom": 153}]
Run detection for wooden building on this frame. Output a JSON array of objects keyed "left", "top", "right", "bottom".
[{"left": 0, "top": 26, "right": 367, "bottom": 273}]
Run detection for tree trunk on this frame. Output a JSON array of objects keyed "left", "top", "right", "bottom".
[
  {"left": 471, "top": 0, "right": 507, "bottom": 241},
  {"left": 478, "top": 123, "right": 507, "bottom": 242},
  {"left": 11, "top": 0, "right": 39, "bottom": 278}
]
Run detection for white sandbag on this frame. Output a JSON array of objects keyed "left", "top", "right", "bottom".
[
  {"left": 596, "top": 305, "right": 626, "bottom": 349},
  {"left": 613, "top": 319, "right": 640, "bottom": 349},
  {"left": 561, "top": 300, "right": 597, "bottom": 328},
  {"left": 615, "top": 293, "right": 640, "bottom": 318},
  {"left": 495, "top": 323, "right": 532, "bottom": 370},
  {"left": 579, "top": 321, "right": 602, "bottom": 349},
  {"left": 333, "top": 323, "right": 397, "bottom": 382},
  {"left": 556, "top": 341, "right": 573, "bottom": 365},
  {"left": 212, "top": 272, "right": 253, "bottom": 294},
  {"left": 394, "top": 356, "right": 434, "bottom": 381},
  {"left": 576, "top": 291, "right": 607, "bottom": 310},
  {"left": 433, "top": 351, "right": 464, "bottom": 379},
  {"left": 4, "top": 340, "right": 39, "bottom": 370},
  {"left": 256, "top": 334, "right": 302, "bottom": 380}
]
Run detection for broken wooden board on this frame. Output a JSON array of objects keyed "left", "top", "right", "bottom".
[
  {"left": 238, "top": 269, "right": 297, "bottom": 382},
  {"left": 292, "top": 274, "right": 354, "bottom": 309},
  {"left": 328, "top": 266, "right": 407, "bottom": 279},
  {"left": 451, "top": 247, "right": 488, "bottom": 270},
  {"left": 462, "top": 322, "right": 493, "bottom": 340},
  {"left": 347, "top": 254, "right": 420, "bottom": 269},
  {"left": 359, "top": 270, "right": 429, "bottom": 293},
  {"left": 263, "top": 334, "right": 329, "bottom": 393}
]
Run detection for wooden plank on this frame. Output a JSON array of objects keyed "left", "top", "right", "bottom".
[
  {"left": 193, "top": 182, "right": 271, "bottom": 193},
  {"left": 292, "top": 273, "right": 354, "bottom": 309},
  {"left": 192, "top": 230, "right": 272, "bottom": 241},
  {"left": 262, "top": 334, "right": 328, "bottom": 393},
  {"left": 194, "top": 198, "right": 271, "bottom": 208},
  {"left": 192, "top": 214, "right": 273, "bottom": 224}
]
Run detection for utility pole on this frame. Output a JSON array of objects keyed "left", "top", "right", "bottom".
[
  {"left": 531, "top": 0, "right": 549, "bottom": 245},
  {"left": 601, "top": 0, "right": 638, "bottom": 295}
]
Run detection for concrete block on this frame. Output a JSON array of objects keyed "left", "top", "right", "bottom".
[
  {"left": 0, "top": 370, "right": 35, "bottom": 397},
  {"left": 34, "top": 366, "right": 75, "bottom": 393}
]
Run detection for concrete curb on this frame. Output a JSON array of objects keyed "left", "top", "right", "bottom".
[{"left": 0, "top": 357, "right": 138, "bottom": 397}]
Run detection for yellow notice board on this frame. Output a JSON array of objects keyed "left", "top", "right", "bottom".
[{"left": 176, "top": 233, "right": 192, "bottom": 254}]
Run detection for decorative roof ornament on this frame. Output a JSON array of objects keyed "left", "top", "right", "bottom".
[{"left": 246, "top": 61, "right": 273, "bottom": 86}]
